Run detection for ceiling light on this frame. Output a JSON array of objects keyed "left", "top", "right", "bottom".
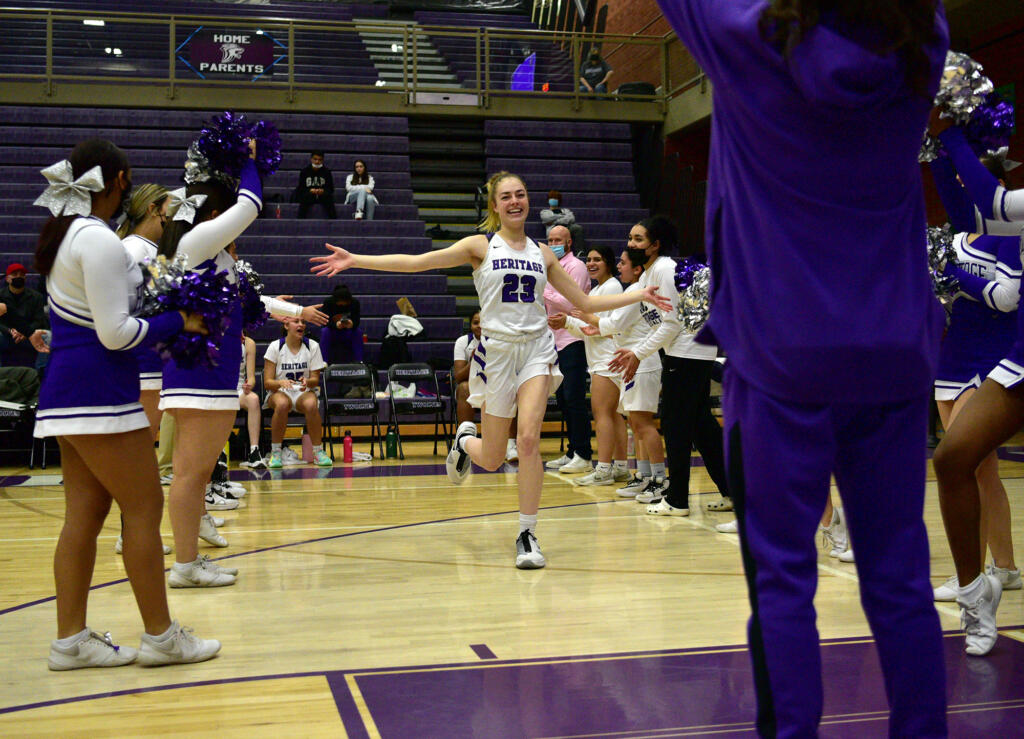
[
  {"left": 83, "top": 19, "right": 105, "bottom": 27},
  {"left": 104, "top": 47, "right": 112, "bottom": 54},
  {"left": 113, "top": 48, "right": 122, "bottom": 56}
]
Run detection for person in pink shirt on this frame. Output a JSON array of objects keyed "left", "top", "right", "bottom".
[{"left": 543, "top": 225, "right": 592, "bottom": 474}]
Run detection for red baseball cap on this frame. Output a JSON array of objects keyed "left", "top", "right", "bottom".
[{"left": 5, "top": 263, "right": 26, "bottom": 276}]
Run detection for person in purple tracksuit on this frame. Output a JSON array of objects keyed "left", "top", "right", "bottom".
[{"left": 656, "top": 1, "right": 950, "bottom": 736}]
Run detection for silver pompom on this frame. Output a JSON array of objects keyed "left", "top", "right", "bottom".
[
  {"left": 183, "top": 142, "right": 212, "bottom": 185},
  {"left": 677, "top": 266, "right": 711, "bottom": 333},
  {"left": 918, "top": 136, "right": 944, "bottom": 164},
  {"left": 935, "top": 51, "right": 994, "bottom": 125},
  {"left": 137, "top": 253, "right": 191, "bottom": 316},
  {"left": 927, "top": 224, "right": 958, "bottom": 305}
]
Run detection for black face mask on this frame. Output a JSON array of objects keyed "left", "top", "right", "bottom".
[
  {"left": 114, "top": 179, "right": 133, "bottom": 220},
  {"left": 9, "top": 277, "right": 25, "bottom": 289}
]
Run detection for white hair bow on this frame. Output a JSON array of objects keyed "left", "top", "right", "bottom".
[
  {"left": 33, "top": 160, "right": 105, "bottom": 217},
  {"left": 168, "top": 188, "right": 208, "bottom": 223}
]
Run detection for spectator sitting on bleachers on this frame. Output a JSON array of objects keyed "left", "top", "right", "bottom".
[
  {"left": 579, "top": 49, "right": 612, "bottom": 94},
  {"left": 294, "top": 150, "right": 336, "bottom": 219},
  {"left": 319, "top": 283, "right": 365, "bottom": 369},
  {"left": 539, "top": 190, "right": 585, "bottom": 251},
  {"left": 0, "top": 262, "right": 49, "bottom": 374},
  {"left": 264, "top": 318, "right": 331, "bottom": 468},
  {"left": 344, "top": 160, "right": 378, "bottom": 221},
  {"left": 453, "top": 310, "right": 482, "bottom": 425}
]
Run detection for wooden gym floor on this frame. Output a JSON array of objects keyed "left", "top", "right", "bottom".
[{"left": 1, "top": 438, "right": 1023, "bottom": 737}]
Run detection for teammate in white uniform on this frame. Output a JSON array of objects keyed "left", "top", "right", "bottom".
[
  {"left": 453, "top": 310, "right": 482, "bottom": 424},
  {"left": 550, "top": 245, "right": 630, "bottom": 486},
  {"left": 313, "top": 171, "right": 670, "bottom": 568},
  {"left": 264, "top": 318, "right": 331, "bottom": 468},
  {"left": 610, "top": 218, "right": 731, "bottom": 517},
  {"left": 34, "top": 140, "right": 219, "bottom": 669}
]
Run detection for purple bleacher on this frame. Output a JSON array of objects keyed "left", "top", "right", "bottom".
[{"left": 485, "top": 120, "right": 631, "bottom": 139}]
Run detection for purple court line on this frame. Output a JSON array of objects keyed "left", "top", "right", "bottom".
[
  {"left": 0, "top": 498, "right": 619, "bottom": 617},
  {"left": 0, "top": 475, "right": 30, "bottom": 487},
  {"left": 470, "top": 644, "right": 497, "bottom": 660}
]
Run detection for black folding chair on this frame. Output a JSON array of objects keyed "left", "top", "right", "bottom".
[
  {"left": 322, "top": 363, "right": 384, "bottom": 460},
  {"left": 386, "top": 362, "right": 450, "bottom": 459}
]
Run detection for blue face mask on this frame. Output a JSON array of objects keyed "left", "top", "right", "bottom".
[
  {"left": 548, "top": 199, "right": 559, "bottom": 207},
  {"left": 550, "top": 244, "right": 565, "bottom": 258}
]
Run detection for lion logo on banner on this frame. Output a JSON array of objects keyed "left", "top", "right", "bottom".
[{"left": 220, "top": 43, "right": 246, "bottom": 64}]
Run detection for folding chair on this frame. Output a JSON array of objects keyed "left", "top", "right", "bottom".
[
  {"left": 322, "top": 363, "right": 384, "bottom": 459},
  {"left": 386, "top": 362, "right": 450, "bottom": 459}
]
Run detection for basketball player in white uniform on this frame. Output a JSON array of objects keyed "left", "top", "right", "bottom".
[{"left": 313, "top": 171, "right": 670, "bottom": 568}]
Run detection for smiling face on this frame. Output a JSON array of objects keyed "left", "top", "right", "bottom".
[
  {"left": 469, "top": 311, "right": 481, "bottom": 340},
  {"left": 286, "top": 318, "right": 306, "bottom": 339},
  {"left": 586, "top": 249, "right": 610, "bottom": 281},
  {"left": 492, "top": 176, "right": 528, "bottom": 229},
  {"left": 617, "top": 250, "right": 642, "bottom": 285}
]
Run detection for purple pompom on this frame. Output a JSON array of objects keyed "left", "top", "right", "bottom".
[
  {"left": 250, "top": 120, "right": 283, "bottom": 179},
  {"left": 194, "top": 111, "right": 252, "bottom": 187},
  {"left": 674, "top": 256, "right": 705, "bottom": 293},
  {"left": 140, "top": 255, "right": 234, "bottom": 369},
  {"left": 965, "top": 93, "right": 1015, "bottom": 157}
]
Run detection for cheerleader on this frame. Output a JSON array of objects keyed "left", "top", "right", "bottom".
[
  {"left": 158, "top": 139, "right": 322, "bottom": 586},
  {"left": 609, "top": 218, "right": 730, "bottom": 515},
  {"left": 313, "top": 171, "right": 669, "bottom": 568},
  {"left": 549, "top": 245, "right": 631, "bottom": 486},
  {"left": 34, "top": 140, "right": 219, "bottom": 668}
]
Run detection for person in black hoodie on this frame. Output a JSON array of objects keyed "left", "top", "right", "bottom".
[{"left": 294, "top": 151, "right": 336, "bottom": 219}]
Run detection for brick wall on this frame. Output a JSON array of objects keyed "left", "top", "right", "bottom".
[{"left": 595, "top": 0, "right": 677, "bottom": 90}]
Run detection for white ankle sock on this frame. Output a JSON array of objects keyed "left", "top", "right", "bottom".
[
  {"left": 54, "top": 628, "right": 89, "bottom": 647},
  {"left": 311, "top": 444, "right": 322, "bottom": 453},
  {"left": 271, "top": 443, "right": 282, "bottom": 452},
  {"left": 637, "top": 460, "right": 651, "bottom": 477},
  {"left": 250, "top": 445, "right": 259, "bottom": 453},
  {"left": 519, "top": 513, "right": 537, "bottom": 534},
  {"left": 148, "top": 622, "right": 176, "bottom": 642},
  {"left": 651, "top": 462, "right": 666, "bottom": 478},
  {"left": 613, "top": 459, "right": 627, "bottom": 470},
  {"left": 595, "top": 462, "right": 611, "bottom": 473}
]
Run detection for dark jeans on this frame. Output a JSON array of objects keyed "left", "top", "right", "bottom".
[
  {"left": 661, "top": 355, "right": 728, "bottom": 508},
  {"left": 555, "top": 341, "right": 591, "bottom": 460},
  {"left": 0, "top": 331, "right": 49, "bottom": 376},
  {"left": 320, "top": 326, "right": 364, "bottom": 365},
  {"left": 297, "top": 193, "right": 337, "bottom": 219}
]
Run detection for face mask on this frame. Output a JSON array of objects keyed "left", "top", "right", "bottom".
[
  {"left": 548, "top": 199, "right": 559, "bottom": 207},
  {"left": 550, "top": 244, "right": 565, "bottom": 259},
  {"left": 9, "top": 276, "right": 25, "bottom": 289}
]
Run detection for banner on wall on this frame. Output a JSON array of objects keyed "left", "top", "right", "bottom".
[{"left": 189, "top": 30, "right": 274, "bottom": 75}]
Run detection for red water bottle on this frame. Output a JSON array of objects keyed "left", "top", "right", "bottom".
[
  {"left": 275, "top": 203, "right": 281, "bottom": 218},
  {"left": 343, "top": 429, "right": 353, "bottom": 463}
]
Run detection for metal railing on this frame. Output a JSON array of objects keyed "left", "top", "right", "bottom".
[{"left": 0, "top": 6, "right": 696, "bottom": 111}]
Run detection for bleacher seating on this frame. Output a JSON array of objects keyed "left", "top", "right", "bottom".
[
  {"left": 0, "top": 104, "right": 457, "bottom": 368},
  {"left": 483, "top": 119, "right": 647, "bottom": 248}
]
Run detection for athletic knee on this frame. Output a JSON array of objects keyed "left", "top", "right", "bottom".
[
  {"left": 516, "top": 430, "right": 540, "bottom": 459},
  {"left": 932, "top": 438, "right": 974, "bottom": 481}
]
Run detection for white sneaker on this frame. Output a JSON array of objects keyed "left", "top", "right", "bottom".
[
  {"left": 612, "top": 465, "right": 632, "bottom": 483},
  {"left": 199, "top": 514, "right": 229, "bottom": 548},
  {"left": 445, "top": 421, "right": 476, "bottom": 484},
  {"left": 545, "top": 454, "right": 572, "bottom": 470},
  {"left": 706, "top": 498, "right": 733, "bottom": 512},
  {"left": 204, "top": 487, "right": 239, "bottom": 511},
  {"left": 646, "top": 499, "right": 689, "bottom": 517},
  {"left": 715, "top": 519, "right": 738, "bottom": 533},
  {"left": 616, "top": 474, "right": 649, "bottom": 498},
  {"left": 987, "top": 564, "right": 1023, "bottom": 590},
  {"left": 838, "top": 548, "right": 855, "bottom": 563},
  {"left": 958, "top": 574, "right": 1002, "bottom": 656},
  {"left": 281, "top": 446, "right": 303, "bottom": 466},
  {"left": 169, "top": 557, "right": 236, "bottom": 588},
  {"left": 505, "top": 439, "right": 519, "bottom": 462},
  {"left": 819, "top": 507, "right": 848, "bottom": 558},
  {"left": 515, "top": 530, "right": 546, "bottom": 569},
  {"left": 354, "top": 210, "right": 363, "bottom": 220},
  {"left": 199, "top": 553, "right": 238, "bottom": 576},
  {"left": 115, "top": 535, "right": 172, "bottom": 555},
  {"left": 635, "top": 477, "right": 669, "bottom": 504},
  {"left": 210, "top": 481, "right": 246, "bottom": 500},
  {"left": 209, "top": 515, "right": 225, "bottom": 528},
  {"left": 48, "top": 630, "right": 138, "bottom": 671},
  {"left": 934, "top": 575, "right": 959, "bottom": 602},
  {"left": 575, "top": 467, "right": 616, "bottom": 486},
  {"left": 160, "top": 473, "right": 174, "bottom": 486},
  {"left": 138, "top": 621, "right": 221, "bottom": 666},
  {"left": 558, "top": 454, "right": 592, "bottom": 474}
]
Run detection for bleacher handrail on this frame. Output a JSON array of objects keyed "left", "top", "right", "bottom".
[{"left": 0, "top": 5, "right": 696, "bottom": 111}]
